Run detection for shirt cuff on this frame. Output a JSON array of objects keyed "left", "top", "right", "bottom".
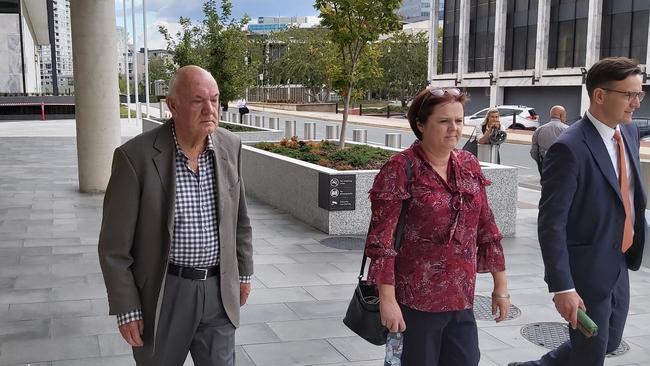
[
  {"left": 117, "top": 309, "right": 143, "bottom": 326},
  {"left": 239, "top": 275, "right": 252, "bottom": 283},
  {"left": 554, "top": 288, "right": 576, "bottom": 294}
]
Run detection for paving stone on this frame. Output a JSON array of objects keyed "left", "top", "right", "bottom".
[
  {"left": 52, "top": 315, "right": 116, "bottom": 337},
  {"left": 267, "top": 318, "right": 355, "bottom": 341},
  {"left": 285, "top": 300, "right": 349, "bottom": 320},
  {"left": 14, "top": 274, "right": 87, "bottom": 290},
  {"left": 240, "top": 303, "right": 300, "bottom": 324},
  {"left": 98, "top": 333, "right": 131, "bottom": 356},
  {"left": 303, "top": 284, "right": 356, "bottom": 301},
  {"left": 235, "top": 322, "right": 282, "bottom": 345},
  {"left": 0, "top": 288, "right": 51, "bottom": 305},
  {"left": 246, "top": 287, "right": 316, "bottom": 305},
  {"left": 243, "top": 339, "right": 347, "bottom": 366},
  {"left": 0, "top": 336, "right": 101, "bottom": 364},
  {"left": 327, "top": 336, "right": 384, "bottom": 361},
  {"left": 6, "top": 300, "right": 95, "bottom": 321},
  {"left": 0, "top": 318, "right": 51, "bottom": 342}
]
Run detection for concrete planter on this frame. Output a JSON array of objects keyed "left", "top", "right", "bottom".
[
  {"left": 142, "top": 118, "right": 283, "bottom": 142},
  {"left": 242, "top": 142, "right": 517, "bottom": 237}
]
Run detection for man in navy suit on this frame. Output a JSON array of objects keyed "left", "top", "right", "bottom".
[{"left": 511, "top": 57, "right": 646, "bottom": 365}]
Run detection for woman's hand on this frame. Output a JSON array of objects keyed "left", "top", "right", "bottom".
[
  {"left": 378, "top": 284, "right": 406, "bottom": 332},
  {"left": 380, "top": 298, "right": 406, "bottom": 332},
  {"left": 492, "top": 294, "right": 511, "bottom": 322}
]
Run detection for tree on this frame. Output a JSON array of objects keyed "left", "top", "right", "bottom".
[
  {"left": 267, "top": 27, "right": 335, "bottom": 102},
  {"left": 378, "top": 31, "right": 428, "bottom": 106},
  {"left": 159, "top": 0, "right": 255, "bottom": 104},
  {"left": 314, "top": 0, "right": 401, "bottom": 148}
]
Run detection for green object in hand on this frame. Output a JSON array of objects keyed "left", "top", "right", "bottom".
[{"left": 576, "top": 308, "right": 598, "bottom": 338}]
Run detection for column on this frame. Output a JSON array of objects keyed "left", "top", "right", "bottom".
[
  {"left": 490, "top": 0, "right": 508, "bottom": 106},
  {"left": 456, "top": 0, "right": 471, "bottom": 80},
  {"left": 534, "top": 0, "right": 551, "bottom": 81},
  {"left": 427, "top": 0, "right": 440, "bottom": 81},
  {"left": 581, "top": 0, "right": 603, "bottom": 114},
  {"left": 70, "top": 0, "right": 122, "bottom": 192}
]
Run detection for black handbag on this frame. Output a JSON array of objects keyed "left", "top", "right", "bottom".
[
  {"left": 343, "top": 156, "right": 412, "bottom": 345},
  {"left": 463, "top": 129, "right": 478, "bottom": 156}
]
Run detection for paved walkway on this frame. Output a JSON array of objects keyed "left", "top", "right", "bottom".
[{"left": 1, "top": 119, "right": 649, "bottom": 365}]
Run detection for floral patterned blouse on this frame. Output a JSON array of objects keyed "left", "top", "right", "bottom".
[{"left": 365, "top": 141, "right": 505, "bottom": 313}]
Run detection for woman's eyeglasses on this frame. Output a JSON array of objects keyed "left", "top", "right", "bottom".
[{"left": 416, "top": 87, "right": 464, "bottom": 120}]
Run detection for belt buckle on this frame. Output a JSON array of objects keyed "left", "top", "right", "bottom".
[{"left": 197, "top": 268, "right": 208, "bottom": 281}]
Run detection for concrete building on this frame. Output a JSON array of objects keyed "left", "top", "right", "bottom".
[
  {"left": 116, "top": 26, "right": 134, "bottom": 78},
  {"left": 39, "top": 0, "right": 73, "bottom": 94},
  {"left": 399, "top": 0, "right": 433, "bottom": 22},
  {"left": 247, "top": 16, "right": 320, "bottom": 35},
  {"left": 428, "top": 0, "right": 650, "bottom": 121},
  {"left": 0, "top": 0, "right": 49, "bottom": 94}
]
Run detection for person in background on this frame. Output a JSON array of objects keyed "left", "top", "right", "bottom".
[
  {"left": 366, "top": 85, "right": 510, "bottom": 365},
  {"left": 530, "top": 105, "right": 568, "bottom": 175},
  {"left": 237, "top": 97, "right": 249, "bottom": 124}
]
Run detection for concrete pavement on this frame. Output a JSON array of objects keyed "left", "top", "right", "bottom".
[{"left": 2, "top": 119, "right": 648, "bottom": 365}]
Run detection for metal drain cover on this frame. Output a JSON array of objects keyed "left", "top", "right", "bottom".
[
  {"left": 473, "top": 295, "right": 521, "bottom": 321},
  {"left": 319, "top": 236, "right": 366, "bottom": 250},
  {"left": 520, "top": 322, "right": 629, "bottom": 357}
]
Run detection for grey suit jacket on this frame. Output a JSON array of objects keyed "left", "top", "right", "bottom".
[{"left": 98, "top": 120, "right": 253, "bottom": 355}]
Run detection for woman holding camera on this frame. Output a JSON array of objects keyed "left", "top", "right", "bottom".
[{"left": 476, "top": 108, "right": 506, "bottom": 163}]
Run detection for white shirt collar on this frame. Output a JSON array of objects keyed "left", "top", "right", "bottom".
[{"left": 585, "top": 110, "right": 619, "bottom": 142}]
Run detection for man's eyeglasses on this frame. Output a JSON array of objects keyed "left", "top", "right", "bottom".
[
  {"left": 416, "top": 87, "right": 463, "bottom": 121},
  {"left": 600, "top": 88, "right": 646, "bottom": 102}
]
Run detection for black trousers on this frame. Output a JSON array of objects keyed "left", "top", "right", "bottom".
[{"left": 400, "top": 305, "right": 480, "bottom": 366}]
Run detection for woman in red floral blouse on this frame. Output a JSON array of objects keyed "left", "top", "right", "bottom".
[{"left": 365, "top": 86, "right": 511, "bottom": 365}]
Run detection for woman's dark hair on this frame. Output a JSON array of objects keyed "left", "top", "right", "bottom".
[
  {"left": 407, "top": 86, "right": 468, "bottom": 140},
  {"left": 586, "top": 57, "right": 643, "bottom": 99}
]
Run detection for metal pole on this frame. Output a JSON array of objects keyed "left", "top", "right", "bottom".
[
  {"left": 131, "top": 0, "right": 140, "bottom": 120},
  {"left": 142, "top": 0, "right": 150, "bottom": 117},
  {"left": 385, "top": 133, "right": 402, "bottom": 148},
  {"left": 304, "top": 122, "right": 316, "bottom": 140},
  {"left": 352, "top": 129, "right": 368, "bottom": 143},
  {"left": 123, "top": 0, "right": 131, "bottom": 123},
  {"left": 326, "top": 125, "right": 340, "bottom": 140},
  {"left": 284, "top": 120, "right": 296, "bottom": 138}
]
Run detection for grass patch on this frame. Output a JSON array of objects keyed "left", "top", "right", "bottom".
[
  {"left": 254, "top": 137, "right": 395, "bottom": 170},
  {"left": 220, "top": 122, "right": 259, "bottom": 132}
]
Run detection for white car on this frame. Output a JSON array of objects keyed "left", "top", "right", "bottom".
[{"left": 464, "top": 105, "right": 540, "bottom": 130}]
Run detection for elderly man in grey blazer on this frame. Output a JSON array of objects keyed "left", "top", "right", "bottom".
[{"left": 98, "top": 65, "right": 253, "bottom": 366}]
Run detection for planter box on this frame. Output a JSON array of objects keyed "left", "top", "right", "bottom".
[
  {"left": 248, "top": 102, "right": 336, "bottom": 113},
  {"left": 242, "top": 143, "right": 517, "bottom": 237},
  {"left": 142, "top": 118, "right": 283, "bottom": 142}
]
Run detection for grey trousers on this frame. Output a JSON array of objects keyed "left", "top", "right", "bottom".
[{"left": 133, "top": 274, "right": 236, "bottom": 366}]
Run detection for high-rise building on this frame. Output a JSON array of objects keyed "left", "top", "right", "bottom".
[
  {"left": 116, "top": 26, "right": 134, "bottom": 79},
  {"left": 40, "top": 0, "right": 74, "bottom": 94},
  {"left": 398, "top": 0, "right": 432, "bottom": 22},
  {"left": 247, "top": 16, "right": 320, "bottom": 34},
  {"left": 0, "top": 0, "right": 49, "bottom": 93},
  {"left": 432, "top": 0, "right": 650, "bottom": 120}
]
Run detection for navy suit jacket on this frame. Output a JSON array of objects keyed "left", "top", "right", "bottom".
[{"left": 538, "top": 115, "right": 646, "bottom": 301}]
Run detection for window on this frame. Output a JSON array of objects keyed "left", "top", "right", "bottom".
[
  {"left": 548, "top": 0, "right": 588, "bottom": 68},
  {"left": 504, "top": 0, "right": 538, "bottom": 70},
  {"left": 442, "top": 0, "right": 461, "bottom": 74},
  {"left": 468, "top": 0, "right": 497, "bottom": 73},
  {"left": 601, "top": 0, "right": 649, "bottom": 61}
]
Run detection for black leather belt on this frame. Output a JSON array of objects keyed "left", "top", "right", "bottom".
[{"left": 167, "top": 263, "right": 219, "bottom": 281}]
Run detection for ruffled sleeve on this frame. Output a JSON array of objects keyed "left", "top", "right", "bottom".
[{"left": 365, "top": 154, "right": 411, "bottom": 286}]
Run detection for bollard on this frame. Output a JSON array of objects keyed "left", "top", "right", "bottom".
[
  {"left": 268, "top": 117, "right": 279, "bottom": 130},
  {"left": 386, "top": 105, "right": 390, "bottom": 118},
  {"left": 285, "top": 120, "right": 297, "bottom": 138},
  {"left": 335, "top": 102, "right": 339, "bottom": 114},
  {"left": 359, "top": 103, "right": 363, "bottom": 116},
  {"left": 304, "top": 122, "right": 316, "bottom": 140},
  {"left": 261, "top": 116, "right": 266, "bottom": 128},
  {"left": 254, "top": 115, "right": 261, "bottom": 127},
  {"left": 385, "top": 133, "right": 401, "bottom": 148},
  {"left": 40, "top": 102, "right": 45, "bottom": 121},
  {"left": 352, "top": 129, "right": 368, "bottom": 143},
  {"left": 325, "top": 125, "right": 340, "bottom": 140}
]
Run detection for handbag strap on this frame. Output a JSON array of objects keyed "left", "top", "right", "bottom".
[{"left": 359, "top": 154, "right": 413, "bottom": 281}]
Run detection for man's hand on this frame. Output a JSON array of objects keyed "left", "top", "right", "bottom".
[
  {"left": 553, "top": 291, "right": 585, "bottom": 329},
  {"left": 119, "top": 320, "right": 144, "bottom": 347},
  {"left": 240, "top": 283, "right": 251, "bottom": 306}
]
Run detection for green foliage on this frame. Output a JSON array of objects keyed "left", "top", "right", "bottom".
[
  {"left": 159, "top": 0, "right": 256, "bottom": 103},
  {"left": 219, "top": 122, "right": 258, "bottom": 132},
  {"left": 266, "top": 27, "right": 335, "bottom": 102},
  {"left": 375, "top": 31, "right": 428, "bottom": 106},
  {"left": 254, "top": 138, "right": 394, "bottom": 170},
  {"left": 314, "top": 0, "right": 402, "bottom": 148}
]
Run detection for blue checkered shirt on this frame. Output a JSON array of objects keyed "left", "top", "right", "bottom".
[{"left": 117, "top": 125, "right": 251, "bottom": 326}]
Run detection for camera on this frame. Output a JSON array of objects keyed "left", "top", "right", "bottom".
[{"left": 489, "top": 128, "right": 507, "bottom": 145}]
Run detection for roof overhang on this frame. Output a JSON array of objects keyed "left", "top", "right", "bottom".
[{"left": 23, "top": 0, "right": 49, "bottom": 45}]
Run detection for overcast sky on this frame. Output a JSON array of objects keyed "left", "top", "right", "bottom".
[{"left": 115, "top": 0, "right": 320, "bottom": 50}]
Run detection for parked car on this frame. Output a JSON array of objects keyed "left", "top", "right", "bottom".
[
  {"left": 464, "top": 105, "right": 540, "bottom": 130},
  {"left": 633, "top": 117, "right": 650, "bottom": 139}
]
